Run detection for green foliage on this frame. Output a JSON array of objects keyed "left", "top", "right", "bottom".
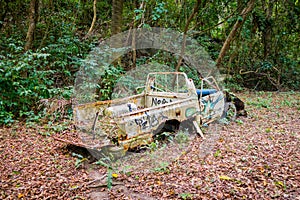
[
  {"left": 174, "top": 130, "right": 189, "bottom": 144},
  {"left": 0, "top": 47, "right": 54, "bottom": 124},
  {"left": 118, "top": 165, "right": 134, "bottom": 176},
  {"left": 223, "top": 75, "right": 245, "bottom": 92},
  {"left": 179, "top": 193, "right": 193, "bottom": 200},
  {"left": 0, "top": 27, "right": 92, "bottom": 125},
  {"left": 148, "top": 141, "right": 159, "bottom": 152},
  {"left": 95, "top": 159, "right": 111, "bottom": 168},
  {"left": 225, "top": 1, "right": 300, "bottom": 91},
  {"left": 151, "top": 2, "right": 168, "bottom": 22},
  {"left": 43, "top": 121, "right": 71, "bottom": 135},
  {"left": 214, "top": 149, "right": 222, "bottom": 158},
  {"left": 131, "top": 0, "right": 168, "bottom": 27},
  {"left": 154, "top": 132, "right": 173, "bottom": 143},
  {"left": 247, "top": 96, "right": 272, "bottom": 109},
  {"left": 196, "top": 35, "right": 222, "bottom": 61},
  {"left": 72, "top": 152, "right": 88, "bottom": 169},
  {"left": 98, "top": 66, "right": 125, "bottom": 100},
  {"left": 153, "top": 161, "right": 169, "bottom": 173},
  {"left": 107, "top": 168, "right": 113, "bottom": 189},
  {"left": 94, "top": 158, "right": 115, "bottom": 189},
  {"left": 1, "top": 0, "right": 299, "bottom": 125}
]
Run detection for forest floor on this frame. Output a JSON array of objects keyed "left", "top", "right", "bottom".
[{"left": 1, "top": 91, "right": 300, "bottom": 199}]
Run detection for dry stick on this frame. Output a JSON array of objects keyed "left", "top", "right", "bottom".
[
  {"left": 87, "top": 0, "right": 97, "bottom": 36},
  {"left": 215, "top": 0, "right": 256, "bottom": 68},
  {"left": 240, "top": 68, "right": 282, "bottom": 90},
  {"left": 175, "top": 0, "right": 202, "bottom": 72}
]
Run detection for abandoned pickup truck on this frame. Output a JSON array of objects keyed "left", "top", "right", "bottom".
[{"left": 67, "top": 72, "right": 230, "bottom": 157}]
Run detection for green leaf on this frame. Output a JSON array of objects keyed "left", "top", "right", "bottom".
[
  {"left": 72, "top": 152, "right": 83, "bottom": 159},
  {"left": 95, "top": 160, "right": 110, "bottom": 168},
  {"left": 214, "top": 149, "right": 221, "bottom": 158},
  {"left": 107, "top": 169, "right": 113, "bottom": 189}
]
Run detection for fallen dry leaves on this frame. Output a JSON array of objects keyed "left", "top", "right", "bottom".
[
  {"left": 0, "top": 125, "right": 91, "bottom": 199},
  {"left": 1, "top": 91, "right": 299, "bottom": 199},
  {"left": 107, "top": 91, "right": 300, "bottom": 199}
]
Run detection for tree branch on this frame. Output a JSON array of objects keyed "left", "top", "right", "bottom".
[
  {"left": 175, "top": 0, "right": 202, "bottom": 72},
  {"left": 215, "top": 0, "right": 256, "bottom": 68},
  {"left": 87, "top": 0, "right": 97, "bottom": 36}
]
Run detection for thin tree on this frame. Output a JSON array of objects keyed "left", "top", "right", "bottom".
[
  {"left": 262, "top": 0, "right": 273, "bottom": 59},
  {"left": 111, "top": 0, "right": 123, "bottom": 35},
  {"left": 25, "top": 0, "right": 39, "bottom": 51},
  {"left": 111, "top": 0, "right": 124, "bottom": 64},
  {"left": 175, "top": 0, "right": 202, "bottom": 72},
  {"left": 216, "top": 0, "right": 256, "bottom": 68},
  {"left": 87, "top": 0, "right": 97, "bottom": 36}
]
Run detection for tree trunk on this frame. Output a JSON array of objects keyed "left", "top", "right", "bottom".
[
  {"left": 175, "top": 0, "right": 202, "bottom": 72},
  {"left": 111, "top": 0, "right": 123, "bottom": 35},
  {"left": 24, "top": 0, "right": 39, "bottom": 51},
  {"left": 111, "top": 0, "right": 124, "bottom": 65},
  {"left": 0, "top": 0, "right": 8, "bottom": 30},
  {"left": 262, "top": 0, "right": 273, "bottom": 59},
  {"left": 216, "top": 0, "right": 256, "bottom": 68},
  {"left": 130, "top": 0, "right": 142, "bottom": 70},
  {"left": 87, "top": 0, "right": 97, "bottom": 36}
]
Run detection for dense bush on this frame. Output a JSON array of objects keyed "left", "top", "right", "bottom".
[{"left": 0, "top": 27, "right": 93, "bottom": 125}]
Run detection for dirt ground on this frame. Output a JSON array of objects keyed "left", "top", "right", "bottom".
[{"left": 1, "top": 91, "right": 299, "bottom": 199}]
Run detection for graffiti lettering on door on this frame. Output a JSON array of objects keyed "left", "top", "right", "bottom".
[
  {"left": 133, "top": 111, "right": 168, "bottom": 130},
  {"left": 151, "top": 97, "right": 173, "bottom": 106}
]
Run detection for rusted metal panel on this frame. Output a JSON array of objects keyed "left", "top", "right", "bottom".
[
  {"left": 73, "top": 93, "right": 145, "bottom": 125},
  {"left": 118, "top": 97, "right": 199, "bottom": 137}
]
